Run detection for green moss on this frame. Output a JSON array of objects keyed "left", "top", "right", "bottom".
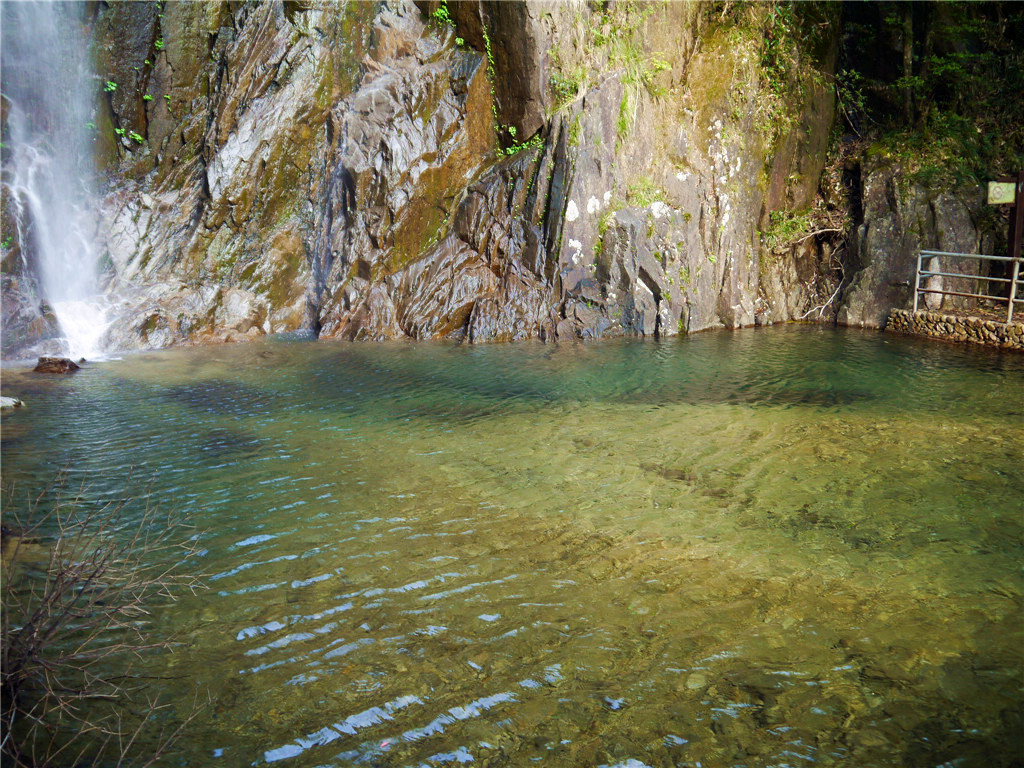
[
  {"left": 627, "top": 177, "right": 665, "bottom": 207},
  {"left": 568, "top": 113, "right": 583, "bottom": 147},
  {"left": 386, "top": 165, "right": 454, "bottom": 275},
  {"left": 760, "top": 207, "right": 814, "bottom": 251}
]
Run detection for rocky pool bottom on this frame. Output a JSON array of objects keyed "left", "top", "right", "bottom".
[{"left": 2, "top": 325, "right": 1022, "bottom": 767}]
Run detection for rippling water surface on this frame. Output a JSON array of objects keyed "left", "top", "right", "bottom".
[{"left": 3, "top": 326, "right": 1023, "bottom": 767}]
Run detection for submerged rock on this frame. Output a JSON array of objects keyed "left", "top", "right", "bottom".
[{"left": 33, "top": 356, "right": 80, "bottom": 374}]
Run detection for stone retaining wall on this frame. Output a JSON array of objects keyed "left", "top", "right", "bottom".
[{"left": 887, "top": 309, "right": 1024, "bottom": 350}]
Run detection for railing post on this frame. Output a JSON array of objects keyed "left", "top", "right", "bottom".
[
  {"left": 912, "top": 250, "right": 922, "bottom": 313},
  {"left": 1009, "top": 170, "right": 1024, "bottom": 323},
  {"left": 1009, "top": 257, "right": 1021, "bottom": 324}
]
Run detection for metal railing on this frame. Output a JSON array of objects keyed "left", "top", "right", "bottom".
[{"left": 913, "top": 250, "right": 1024, "bottom": 323}]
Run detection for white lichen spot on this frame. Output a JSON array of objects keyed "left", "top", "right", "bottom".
[
  {"left": 603, "top": 191, "right": 612, "bottom": 204},
  {"left": 650, "top": 201, "right": 670, "bottom": 220},
  {"left": 676, "top": 171, "right": 691, "bottom": 183},
  {"left": 568, "top": 238, "right": 583, "bottom": 265},
  {"left": 721, "top": 212, "right": 730, "bottom": 228},
  {"left": 587, "top": 196, "right": 601, "bottom": 215},
  {"left": 565, "top": 199, "right": 579, "bottom": 222}
]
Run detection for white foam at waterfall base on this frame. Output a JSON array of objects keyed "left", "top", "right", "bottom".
[
  {"left": 51, "top": 299, "right": 110, "bottom": 361},
  {"left": 1, "top": 2, "right": 113, "bottom": 359}
]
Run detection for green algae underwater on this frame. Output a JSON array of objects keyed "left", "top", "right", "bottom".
[{"left": 2, "top": 325, "right": 1022, "bottom": 767}]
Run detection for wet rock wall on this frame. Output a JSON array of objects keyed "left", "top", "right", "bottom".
[
  {"left": 837, "top": 154, "right": 999, "bottom": 330},
  {"left": 3, "top": 0, "right": 974, "bottom": 355}
]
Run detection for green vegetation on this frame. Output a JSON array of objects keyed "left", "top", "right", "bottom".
[
  {"left": 502, "top": 133, "right": 544, "bottom": 157},
  {"left": 143, "top": 94, "right": 153, "bottom": 101},
  {"left": 478, "top": 20, "right": 542, "bottom": 156},
  {"left": 761, "top": 207, "right": 814, "bottom": 251},
  {"left": 431, "top": 1, "right": 453, "bottom": 28},
  {"left": 841, "top": 2, "right": 1023, "bottom": 185},
  {"left": 567, "top": 113, "right": 582, "bottom": 147},
  {"left": 154, "top": 38, "right": 165, "bottom": 51},
  {"left": 103, "top": 81, "right": 117, "bottom": 93},
  {"left": 550, "top": 66, "right": 583, "bottom": 109},
  {"left": 548, "top": 0, "right": 671, "bottom": 133},
  {"left": 593, "top": 209, "right": 617, "bottom": 261},
  {"left": 709, "top": 2, "right": 832, "bottom": 147},
  {"left": 627, "top": 177, "right": 666, "bottom": 207}
]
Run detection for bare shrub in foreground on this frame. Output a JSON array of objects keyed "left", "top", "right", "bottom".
[{"left": 1, "top": 480, "right": 204, "bottom": 767}]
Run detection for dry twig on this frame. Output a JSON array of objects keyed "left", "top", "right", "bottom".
[{"left": 2, "top": 475, "right": 204, "bottom": 767}]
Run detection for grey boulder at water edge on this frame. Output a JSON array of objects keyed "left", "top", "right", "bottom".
[{"left": 0, "top": 2, "right": 1014, "bottom": 357}]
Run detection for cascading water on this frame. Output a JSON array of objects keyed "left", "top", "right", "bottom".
[{"left": 2, "top": 1, "right": 109, "bottom": 358}]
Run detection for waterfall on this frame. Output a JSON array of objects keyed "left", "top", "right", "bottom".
[{"left": 2, "top": 1, "right": 109, "bottom": 359}]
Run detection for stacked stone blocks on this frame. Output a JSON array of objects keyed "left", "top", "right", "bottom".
[{"left": 887, "top": 309, "right": 1023, "bottom": 350}]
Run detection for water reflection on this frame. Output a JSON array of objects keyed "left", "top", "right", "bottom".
[{"left": 1, "top": 326, "right": 1022, "bottom": 767}]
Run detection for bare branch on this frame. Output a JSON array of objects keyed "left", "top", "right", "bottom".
[{"left": 2, "top": 476, "right": 205, "bottom": 766}]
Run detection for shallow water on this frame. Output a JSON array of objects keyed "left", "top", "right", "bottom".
[{"left": 2, "top": 326, "right": 1022, "bottom": 767}]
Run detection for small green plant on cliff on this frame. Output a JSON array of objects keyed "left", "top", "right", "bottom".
[
  {"left": 479, "top": 21, "right": 536, "bottom": 156},
  {"left": 627, "top": 177, "right": 666, "bottom": 207},
  {"left": 760, "top": 208, "right": 814, "bottom": 252},
  {"left": 143, "top": 94, "right": 153, "bottom": 102},
  {"left": 154, "top": 38, "right": 165, "bottom": 51},
  {"left": 601, "top": 2, "right": 672, "bottom": 138},
  {"left": 129, "top": 131, "right": 144, "bottom": 144},
  {"left": 710, "top": 3, "right": 831, "bottom": 148},
  {"left": 103, "top": 81, "right": 117, "bottom": 93},
  {"left": 503, "top": 132, "right": 544, "bottom": 157},
  {"left": 431, "top": 1, "right": 453, "bottom": 28},
  {"left": 550, "top": 70, "right": 582, "bottom": 109}
]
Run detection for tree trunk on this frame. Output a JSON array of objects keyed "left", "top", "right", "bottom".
[{"left": 902, "top": 4, "right": 914, "bottom": 124}]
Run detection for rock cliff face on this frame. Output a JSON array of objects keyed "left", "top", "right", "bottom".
[
  {"left": 0, "top": 0, "right": 993, "bottom": 355},
  {"left": 837, "top": 154, "right": 993, "bottom": 328}
]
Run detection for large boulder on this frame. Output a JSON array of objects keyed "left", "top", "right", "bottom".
[
  {"left": 838, "top": 156, "right": 986, "bottom": 329},
  {"left": 33, "top": 356, "right": 80, "bottom": 374}
]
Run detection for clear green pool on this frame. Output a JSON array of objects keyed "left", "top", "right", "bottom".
[{"left": 3, "top": 325, "right": 1022, "bottom": 767}]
